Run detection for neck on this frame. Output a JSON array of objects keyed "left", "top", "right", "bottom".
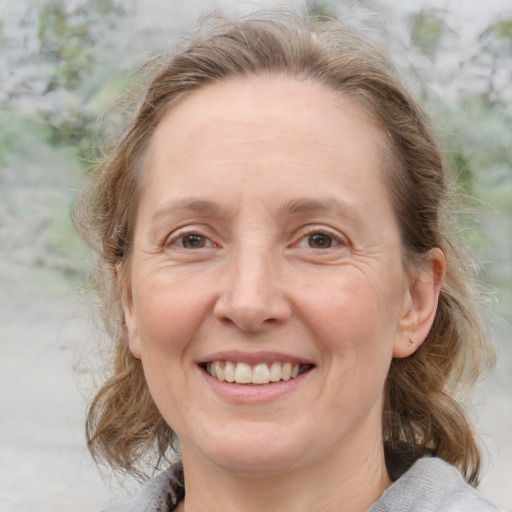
[{"left": 178, "top": 434, "right": 391, "bottom": 512}]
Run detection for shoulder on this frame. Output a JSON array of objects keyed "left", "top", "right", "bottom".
[
  {"left": 100, "top": 463, "right": 184, "bottom": 512},
  {"left": 369, "top": 457, "right": 504, "bottom": 512}
]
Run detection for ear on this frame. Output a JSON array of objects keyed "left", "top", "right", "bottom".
[
  {"left": 117, "top": 266, "right": 142, "bottom": 360},
  {"left": 122, "top": 294, "right": 142, "bottom": 360},
  {"left": 393, "top": 247, "right": 446, "bottom": 358}
]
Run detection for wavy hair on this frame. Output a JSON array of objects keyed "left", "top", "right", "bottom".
[{"left": 74, "top": 10, "right": 493, "bottom": 484}]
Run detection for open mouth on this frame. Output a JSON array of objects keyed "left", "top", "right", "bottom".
[{"left": 201, "top": 361, "right": 313, "bottom": 385}]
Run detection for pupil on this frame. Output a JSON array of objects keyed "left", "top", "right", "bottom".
[
  {"left": 183, "top": 235, "right": 205, "bottom": 249},
  {"left": 309, "top": 233, "right": 332, "bottom": 248}
]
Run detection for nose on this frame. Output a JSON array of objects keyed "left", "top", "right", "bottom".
[{"left": 213, "top": 248, "right": 292, "bottom": 332}]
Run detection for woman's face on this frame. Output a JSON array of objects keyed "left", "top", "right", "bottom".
[{"left": 124, "top": 76, "right": 430, "bottom": 475}]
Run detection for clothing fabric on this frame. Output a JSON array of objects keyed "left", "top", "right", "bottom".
[
  {"left": 367, "top": 457, "right": 503, "bottom": 512},
  {"left": 101, "top": 463, "right": 183, "bottom": 512},
  {"left": 101, "top": 457, "right": 503, "bottom": 512}
]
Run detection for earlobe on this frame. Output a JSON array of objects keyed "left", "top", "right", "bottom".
[
  {"left": 393, "top": 247, "right": 446, "bottom": 358},
  {"left": 114, "top": 262, "right": 142, "bottom": 359},
  {"left": 120, "top": 283, "right": 142, "bottom": 360}
]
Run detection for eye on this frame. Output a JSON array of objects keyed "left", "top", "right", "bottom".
[
  {"left": 179, "top": 234, "right": 208, "bottom": 249},
  {"left": 165, "top": 230, "right": 217, "bottom": 251},
  {"left": 307, "top": 232, "right": 336, "bottom": 249},
  {"left": 290, "top": 226, "right": 349, "bottom": 258}
]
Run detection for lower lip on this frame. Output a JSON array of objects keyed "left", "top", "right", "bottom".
[{"left": 199, "top": 366, "right": 313, "bottom": 403}]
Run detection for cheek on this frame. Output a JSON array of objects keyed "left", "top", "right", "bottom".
[
  {"left": 130, "top": 272, "right": 211, "bottom": 363},
  {"left": 131, "top": 279, "right": 210, "bottom": 427},
  {"left": 289, "top": 273, "right": 399, "bottom": 437},
  {"left": 292, "top": 267, "right": 404, "bottom": 406},
  {"left": 296, "top": 268, "right": 403, "bottom": 349}
]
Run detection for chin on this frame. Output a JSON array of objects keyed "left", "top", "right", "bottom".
[
  {"left": 182, "top": 422, "right": 314, "bottom": 476},
  {"left": 209, "top": 447, "right": 304, "bottom": 476}
]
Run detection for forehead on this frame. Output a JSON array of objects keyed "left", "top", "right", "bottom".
[
  {"left": 146, "top": 75, "right": 386, "bottom": 170},
  {"left": 142, "top": 75, "right": 390, "bottom": 213}
]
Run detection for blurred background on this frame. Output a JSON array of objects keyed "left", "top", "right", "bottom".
[{"left": 0, "top": 0, "right": 511, "bottom": 510}]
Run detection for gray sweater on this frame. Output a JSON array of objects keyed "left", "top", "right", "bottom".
[{"left": 102, "top": 457, "right": 503, "bottom": 512}]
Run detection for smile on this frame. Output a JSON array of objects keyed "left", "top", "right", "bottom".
[{"left": 204, "top": 361, "right": 312, "bottom": 385}]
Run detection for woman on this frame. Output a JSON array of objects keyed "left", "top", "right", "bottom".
[{"left": 74, "top": 10, "right": 502, "bottom": 512}]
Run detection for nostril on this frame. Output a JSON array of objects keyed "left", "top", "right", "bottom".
[{"left": 214, "top": 298, "right": 289, "bottom": 332}]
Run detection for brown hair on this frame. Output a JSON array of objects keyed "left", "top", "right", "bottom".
[{"left": 74, "top": 10, "right": 493, "bottom": 484}]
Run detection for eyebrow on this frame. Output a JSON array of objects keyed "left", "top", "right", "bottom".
[
  {"left": 151, "top": 198, "right": 230, "bottom": 222},
  {"left": 279, "top": 197, "right": 364, "bottom": 221},
  {"left": 151, "top": 196, "right": 365, "bottom": 226}
]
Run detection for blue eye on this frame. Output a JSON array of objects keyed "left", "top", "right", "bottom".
[{"left": 307, "top": 232, "right": 335, "bottom": 249}]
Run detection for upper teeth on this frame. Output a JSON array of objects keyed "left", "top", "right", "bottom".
[{"left": 206, "top": 361, "right": 302, "bottom": 384}]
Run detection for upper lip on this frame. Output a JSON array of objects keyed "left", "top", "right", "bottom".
[{"left": 196, "top": 351, "right": 316, "bottom": 366}]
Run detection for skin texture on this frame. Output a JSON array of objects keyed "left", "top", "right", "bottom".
[{"left": 123, "top": 76, "right": 445, "bottom": 512}]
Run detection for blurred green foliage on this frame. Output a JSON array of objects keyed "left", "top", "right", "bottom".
[
  {"left": 446, "top": 148, "right": 474, "bottom": 195},
  {"left": 39, "top": 4, "right": 87, "bottom": 90},
  {"left": 307, "top": 0, "right": 339, "bottom": 21},
  {"left": 411, "top": 10, "right": 444, "bottom": 56},
  {"left": 493, "top": 18, "right": 512, "bottom": 45},
  {"left": 35, "top": 0, "right": 128, "bottom": 162},
  {"left": 39, "top": 1, "right": 103, "bottom": 91},
  {"left": 0, "top": 19, "right": 6, "bottom": 49}
]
